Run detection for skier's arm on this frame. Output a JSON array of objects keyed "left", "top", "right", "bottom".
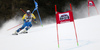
[
  {"left": 22, "top": 14, "right": 26, "bottom": 22},
  {"left": 32, "top": 14, "right": 37, "bottom": 23}
]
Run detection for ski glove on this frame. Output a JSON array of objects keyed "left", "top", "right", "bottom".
[
  {"left": 34, "top": 19, "right": 36, "bottom": 21},
  {"left": 33, "top": 19, "right": 37, "bottom": 23},
  {"left": 34, "top": 21, "right": 37, "bottom": 24},
  {"left": 23, "top": 19, "right": 27, "bottom": 23}
]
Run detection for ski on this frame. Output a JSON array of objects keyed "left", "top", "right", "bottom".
[{"left": 19, "top": 32, "right": 28, "bottom": 34}]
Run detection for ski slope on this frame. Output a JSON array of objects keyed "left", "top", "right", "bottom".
[{"left": 0, "top": 15, "right": 100, "bottom": 50}]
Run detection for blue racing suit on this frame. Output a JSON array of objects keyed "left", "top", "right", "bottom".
[{"left": 17, "top": 14, "right": 36, "bottom": 32}]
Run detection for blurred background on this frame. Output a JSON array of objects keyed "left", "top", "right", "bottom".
[{"left": 0, "top": 0, "right": 98, "bottom": 27}]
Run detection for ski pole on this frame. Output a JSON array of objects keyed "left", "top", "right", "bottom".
[
  {"left": 7, "top": 23, "right": 22, "bottom": 31},
  {"left": 20, "top": 8, "right": 26, "bottom": 14},
  {"left": 37, "top": 9, "right": 43, "bottom": 27}
]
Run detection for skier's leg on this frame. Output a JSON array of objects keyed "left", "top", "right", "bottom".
[
  {"left": 12, "top": 26, "right": 25, "bottom": 35},
  {"left": 12, "top": 23, "right": 26, "bottom": 35},
  {"left": 16, "top": 26, "right": 25, "bottom": 32},
  {"left": 22, "top": 22, "right": 32, "bottom": 33},
  {"left": 17, "top": 22, "right": 27, "bottom": 32},
  {"left": 26, "top": 23, "right": 32, "bottom": 30},
  {"left": 26, "top": 22, "right": 32, "bottom": 30}
]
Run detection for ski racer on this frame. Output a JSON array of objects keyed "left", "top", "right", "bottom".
[{"left": 12, "top": 10, "right": 37, "bottom": 35}]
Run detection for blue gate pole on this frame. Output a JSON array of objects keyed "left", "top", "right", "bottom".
[{"left": 37, "top": 9, "right": 43, "bottom": 27}]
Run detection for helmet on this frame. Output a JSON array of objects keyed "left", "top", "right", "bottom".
[{"left": 26, "top": 10, "right": 31, "bottom": 15}]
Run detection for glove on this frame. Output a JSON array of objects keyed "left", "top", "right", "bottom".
[
  {"left": 23, "top": 19, "right": 27, "bottom": 23},
  {"left": 33, "top": 19, "right": 37, "bottom": 23},
  {"left": 34, "top": 21, "right": 37, "bottom": 24},
  {"left": 34, "top": 19, "right": 36, "bottom": 21}
]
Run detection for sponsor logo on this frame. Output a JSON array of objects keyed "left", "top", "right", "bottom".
[
  {"left": 60, "top": 14, "right": 69, "bottom": 20},
  {"left": 89, "top": 2, "right": 93, "bottom": 5}
]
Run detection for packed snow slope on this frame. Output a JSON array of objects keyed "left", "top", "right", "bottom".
[{"left": 0, "top": 15, "right": 100, "bottom": 50}]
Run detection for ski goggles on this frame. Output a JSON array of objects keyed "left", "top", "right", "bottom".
[{"left": 26, "top": 12, "right": 31, "bottom": 15}]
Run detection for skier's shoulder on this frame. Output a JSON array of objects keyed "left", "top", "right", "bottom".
[
  {"left": 31, "top": 13, "right": 35, "bottom": 16},
  {"left": 22, "top": 14, "right": 27, "bottom": 18}
]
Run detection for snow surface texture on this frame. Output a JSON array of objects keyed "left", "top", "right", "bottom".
[{"left": 0, "top": 15, "right": 100, "bottom": 50}]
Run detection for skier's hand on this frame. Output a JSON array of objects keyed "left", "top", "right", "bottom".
[
  {"left": 34, "top": 21, "right": 37, "bottom": 24},
  {"left": 33, "top": 19, "right": 37, "bottom": 23},
  {"left": 23, "top": 19, "right": 27, "bottom": 23}
]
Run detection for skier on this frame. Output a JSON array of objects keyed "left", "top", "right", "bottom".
[
  {"left": 32, "top": 0, "right": 38, "bottom": 13},
  {"left": 12, "top": 10, "right": 37, "bottom": 35}
]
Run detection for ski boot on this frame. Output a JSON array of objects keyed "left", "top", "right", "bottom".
[
  {"left": 21, "top": 29, "right": 28, "bottom": 34},
  {"left": 12, "top": 31, "right": 18, "bottom": 35}
]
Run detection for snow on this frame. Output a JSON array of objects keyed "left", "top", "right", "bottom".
[{"left": 0, "top": 15, "right": 100, "bottom": 50}]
